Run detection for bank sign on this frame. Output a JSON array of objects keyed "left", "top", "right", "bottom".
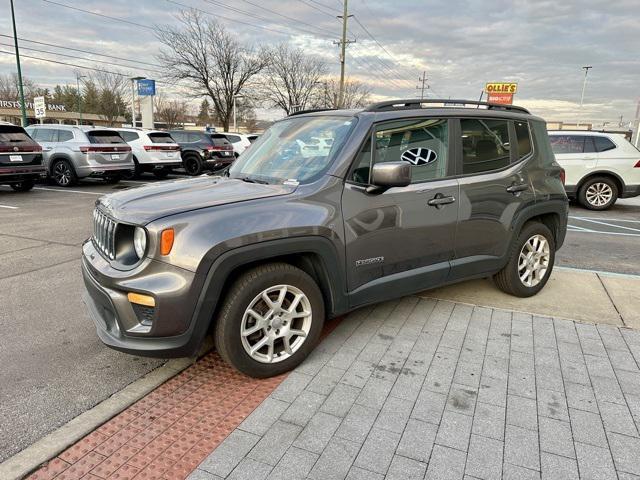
[
  {"left": 0, "top": 99, "right": 67, "bottom": 112},
  {"left": 485, "top": 82, "right": 518, "bottom": 105},
  {"left": 137, "top": 79, "right": 156, "bottom": 96}
]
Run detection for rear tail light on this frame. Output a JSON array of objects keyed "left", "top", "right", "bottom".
[
  {"left": 143, "top": 145, "right": 181, "bottom": 151},
  {"left": 80, "top": 145, "right": 132, "bottom": 153},
  {"left": 560, "top": 168, "right": 566, "bottom": 185},
  {"left": 0, "top": 145, "right": 42, "bottom": 153},
  {"left": 634, "top": 160, "right": 640, "bottom": 168},
  {"left": 205, "top": 145, "right": 233, "bottom": 151}
]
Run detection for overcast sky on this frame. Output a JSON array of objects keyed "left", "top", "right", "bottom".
[{"left": 1, "top": 0, "right": 638, "bottom": 124}]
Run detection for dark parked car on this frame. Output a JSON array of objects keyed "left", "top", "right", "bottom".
[
  {"left": 82, "top": 99, "right": 568, "bottom": 377},
  {"left": 168, "top": 130, "right": 234, "bottom": 176},
  {"left": 0, "top": 123, "right": 45, "bottom": 191}
]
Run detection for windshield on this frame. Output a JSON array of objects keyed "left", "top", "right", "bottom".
[{"left": 229, "top": 116, "right": 356, "bottom": 184}]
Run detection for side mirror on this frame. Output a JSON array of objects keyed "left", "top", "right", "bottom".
[{"left": 368, "top": 162, "right": 411, "bottom": 192}]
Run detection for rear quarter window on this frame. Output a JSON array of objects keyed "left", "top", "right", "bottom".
[
  {"left": 87, "top": 131, "right": 125, "bottom": 144},
  {"left": 514, "top": 121, "right": 532, "bottom": 159},
  {"left": 593, "top": 136, "right": 616, "bottom": 152},
  {"left": 57, "top": 130, "right": 74, "bottom": 142}
]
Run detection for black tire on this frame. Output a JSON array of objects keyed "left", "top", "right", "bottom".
[
  {"left": 214, "top": 262, "right": 325, "bottom": 378},
  {"left": 494, "top": 221, "right": 556, "bottom": 298},
  {"left": 10, "top": 178, "right": 35, "bottom": 192},
  {"left": 578, "top": 176, "right": 618, "bottom": 210},
  {"left": 122, "top": 157, "right": 141, "bottom": 179},
  {"left": 103, "top": 174, "right": 121, "bottom": 184},
  {"left": 50, "top": 159, "right": 77, "bottom": 187},
  {"left": 183, "top": 154, "right": 203, "bottom": 176},
  {"left": 153, "top": 168, "right": 170, "bottom": 179}
]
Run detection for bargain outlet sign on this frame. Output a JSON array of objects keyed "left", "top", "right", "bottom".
[{"left": 485, "top": 83, "right": 518, "bottom": 105}]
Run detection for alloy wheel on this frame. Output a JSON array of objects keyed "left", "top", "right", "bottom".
[
  {"left": 585, "top": 182, "right": 613, "bottom": 207},
  {"left": 53, "top": 162, "right": 71, "bottom": 186},
  {"left": 240, "top": 285, "right": 312, "bottom": 364},
  {"left": 518, "top": 234, "right": 551, "bottom": 287}
]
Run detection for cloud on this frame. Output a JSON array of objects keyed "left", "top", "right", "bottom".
[{"left": 0, "top": 0, "right": 637, "bottom": 123}]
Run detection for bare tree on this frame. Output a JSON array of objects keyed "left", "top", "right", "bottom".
[
  {"left": 87, "top": 69, "right": 129, "bottom": 125},
  {"left": 155, "top": 9, "right": 269, "bottom": 131},
  {"left": 0, "top": 73, "right": 44, "bottom": 102},
  {"left": 154, "top": 93, "right": 188, "bottom": 128},
  {"left": 315, "top": 78, "right": 372, "bottom": 109},
  {"left": 261, "top": 44, "right": 327, "bottom": 115}
]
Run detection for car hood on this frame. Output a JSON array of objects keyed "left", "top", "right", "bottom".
[{"left": 96, "top": 176, "right": 297, "bottom": 224}]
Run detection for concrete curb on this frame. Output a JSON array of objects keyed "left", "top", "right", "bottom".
[{"left": 0, "top": 338, "right": 212, "bottom": 480}]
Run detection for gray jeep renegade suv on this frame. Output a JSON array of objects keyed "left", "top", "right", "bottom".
[{"left": 82, "top": 99, "right": 568, "bottom": 377}]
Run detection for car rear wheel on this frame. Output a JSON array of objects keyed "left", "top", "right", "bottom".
[
  {"left": 578, "top": 176, "right": 618, "bottom": 210},
  {"left": 183, "top": 155, "right": 203, "bottom": 176},
  {"left": 215, "top": 263, "right": 325, "bottom": 378},
  {"left": 51, "top": 159, "right": 77, "bottom": 187},
  {"left": 494, "top": 222, "right": 555, "bottom": 298},
  {"left": 10, "top": 179, "right": 35, "bottom": 192}
]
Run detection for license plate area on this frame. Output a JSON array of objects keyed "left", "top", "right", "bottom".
[
  {"left": 9, "top": 155, "right": 23, "bottom": 162},
  {"left": 111, "top": 154, "right": 120, "bottom": 160}
]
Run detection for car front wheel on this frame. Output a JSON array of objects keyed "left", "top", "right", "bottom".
[
  {"left": 494, "top": 222, "right": 555, "bottom": 297},
  {"left": 215, "top": 263, "right": 325, "bottom": 378}
]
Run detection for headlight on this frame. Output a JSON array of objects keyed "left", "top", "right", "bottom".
[{"left": 133, "top": 227, "right": 147, "bottom": 259}]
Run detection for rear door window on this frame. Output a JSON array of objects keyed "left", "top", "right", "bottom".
[
  {"left": 187, "top": 133, "right": 202, "bottom": 143},
  {"left": 148, "top": 132, "right": 176, "bottom": 143},
  {"left": 87, "top": 131, "right": 125, "bottom": 144},
  {"left": 32, "top": 128, "right": 57, "bottom": 142},
  {"left": 593, "top": 136, "right": 616, "bottom": 152},
  {"left": 514, "top": 120, "right": 532, "bottom": 159},
  {"left": 460, "top": 118, "right": 511, "bottom": 174}
]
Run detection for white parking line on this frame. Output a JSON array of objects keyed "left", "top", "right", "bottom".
[
  {"left": 34, "top": 187, "right": 103, "bottom": 196},
  {"left": 570, "top": 217, "right": 640, "bottom": 233},
  {"left": 0, "top": 204, "right": 18, "bottom": 209},
  {"left": 566, "top": 228, "right": 640, "bottom": 237},
  {"left": 570, "top": 215, "right": 640, "bottom": 224}
]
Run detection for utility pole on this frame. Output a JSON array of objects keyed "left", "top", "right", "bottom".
[
  {"left": 335, "top": 0, "right": 355, "bottom": 108},
  {"left": 10, "top": 0, "right": 27, "bottom": 127},
  {"left": 578, "top": 65, "right": 592, "bottom": 127},
  {"left": 76, "top": 73, "right": 86, "bottom": 125},
  {"left": 130, "top": 76, "right": 145, "bottom": 127},
  {"left": 416, "top": 71, "right": 428, "bottom": 99}
]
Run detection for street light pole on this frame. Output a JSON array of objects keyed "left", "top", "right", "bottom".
[
  {"left": 10, "top": 0, "right": 27, "bottom": 127},
  {"left": 578, "top": 65, "right": 592, "bottom": 127}
]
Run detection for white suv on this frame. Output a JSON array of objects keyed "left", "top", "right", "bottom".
[
  {"left": 549, "top": 131, "right": 640, "bottom": 210},
  {"left": 218, "top": 132, "right": 252, "bottom": 157},
  {"left": 115, "top": 128, "right": 182, "bottom": 179}
]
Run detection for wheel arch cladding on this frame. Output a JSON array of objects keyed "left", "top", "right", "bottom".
[
  {"left": 578, "top": 171, "right": 625, "bottom": 194},
  {"left": 195, "top": 236, "right": 348, "bottom": 335}
]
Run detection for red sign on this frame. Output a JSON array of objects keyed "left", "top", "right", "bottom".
[{"left": 487, "top": 93, "right": 514, "bottom": 105}]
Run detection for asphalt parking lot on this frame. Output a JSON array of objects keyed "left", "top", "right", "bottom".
[{"left": 0, "top": 177, "right": 638, "bottom": 464}]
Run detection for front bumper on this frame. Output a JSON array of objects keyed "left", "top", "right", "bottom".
[{"left": 81, "top": 239, "right": 205, "bottom": 358}]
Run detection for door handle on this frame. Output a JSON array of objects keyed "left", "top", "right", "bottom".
[
  {"left": 427, "top": 194, "right": 456, "bottom": 208},
  {"left": 506, "top": 183, "right": 528, "bottom": 194}
]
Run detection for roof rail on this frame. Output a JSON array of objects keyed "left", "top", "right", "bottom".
[
  {"left": 363, "top": 98, "right": 530, "bottom": 114},
  {"left": 288, "top": 108, "right": 338, "bottom": 116}
]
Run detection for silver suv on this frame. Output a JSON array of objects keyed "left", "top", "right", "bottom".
[{"left": 26, "top": 125, "right": 134, "bottom": 187}]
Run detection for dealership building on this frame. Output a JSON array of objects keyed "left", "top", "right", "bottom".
[{"left": 0, "top": 99, "right": 125, "bottom": 126}]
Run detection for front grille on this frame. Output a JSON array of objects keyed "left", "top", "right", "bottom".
[{"left": 92, "top": 208, "right": 117, "bottom": 260}]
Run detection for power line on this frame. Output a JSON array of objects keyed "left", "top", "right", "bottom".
[
  {"left": 236, "top": 0, "right": 337, "bottom": 36},
  {"left": 297, "top": 0, "right": 339, "bottom": 17},
  {"left": 308, "top": 0, "right": 341, "bottom": 13},
  {"left": 39, "top": 0, "right": 154, "bottom": 31},
  {"left": 0, "top": 34, "right": 163, "bottom": 68},
  {"left": 201, "top": 0, "right": 335, "bottom": 39},
  {"left": 0, "top": 42, "right": 165, "bottom": 76}
]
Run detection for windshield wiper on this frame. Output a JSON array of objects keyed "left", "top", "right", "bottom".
[{"left": 237, "top": 176, "right": 269, "bottom": 184}]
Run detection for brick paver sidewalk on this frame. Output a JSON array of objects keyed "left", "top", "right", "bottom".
[{"left": 189, "top": 297, "right": 640, "bottom": 480}]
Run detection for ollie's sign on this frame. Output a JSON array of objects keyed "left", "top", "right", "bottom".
[{"left": 485, "top": 83, "right": 518, "bottom": 105}]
